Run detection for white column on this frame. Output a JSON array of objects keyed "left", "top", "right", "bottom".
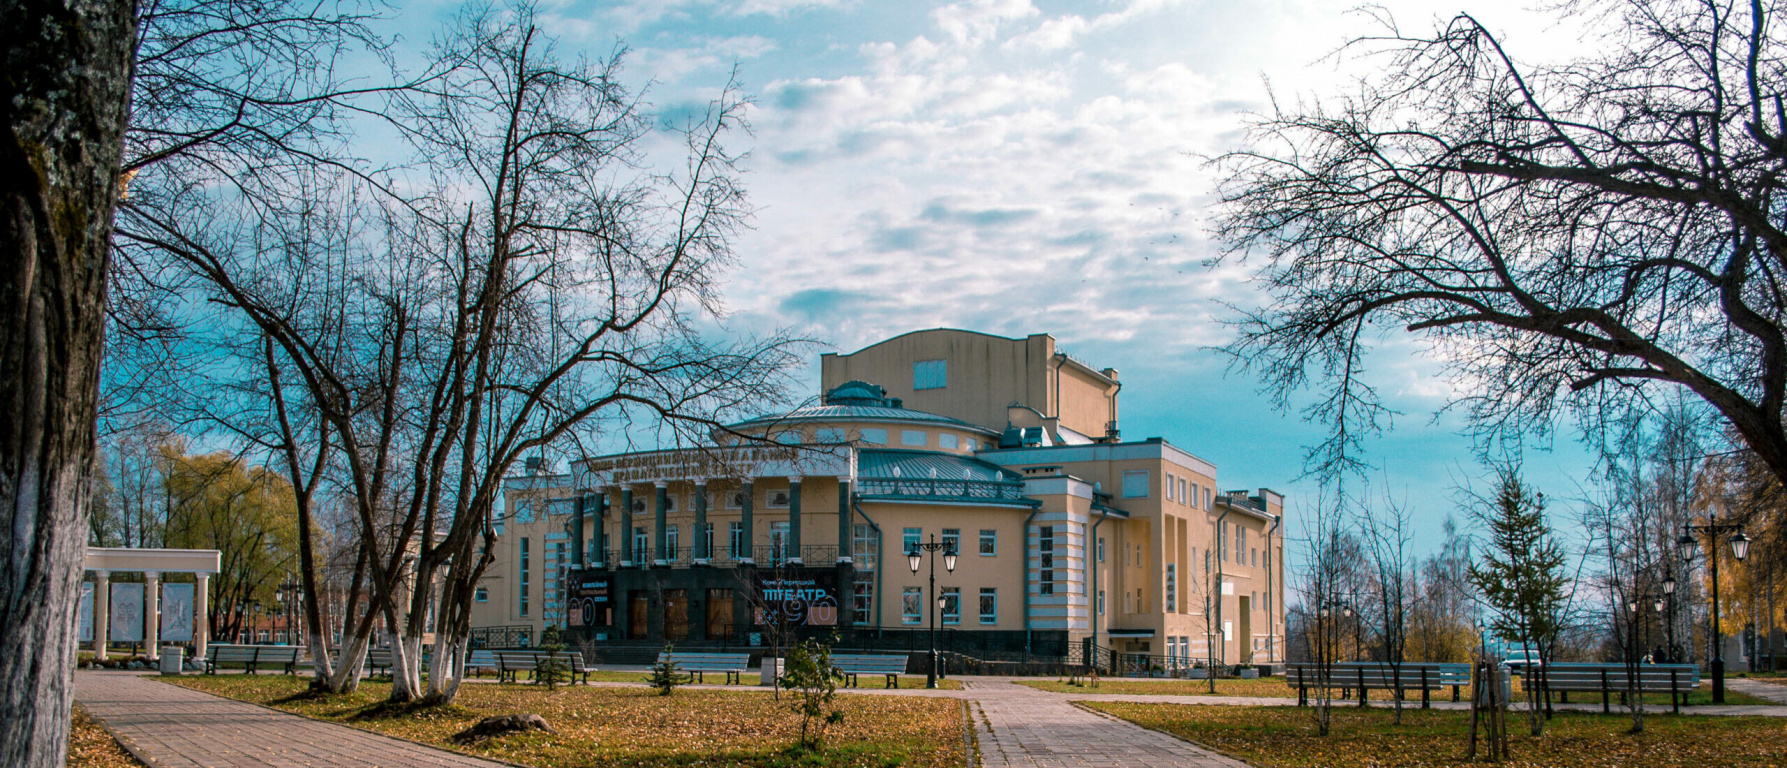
[
  {"left": 194, "top": 572, "right": 211, "bottom": 659},
  {"left": 143, "top": 571, "right": 161, "bottom": 660},
  {"left": 93, "top": 571, "right": 111, "bottom": 660}
]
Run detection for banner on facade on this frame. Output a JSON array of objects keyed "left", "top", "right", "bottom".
[
  {"left": 110, "top": 583, "right": 144, "bottom": 642},
  {"left": 79, "top": 584, "right": 92, "bottom": 642},
  {"left": 568, "top": 575, "right": 611, "bottom": 628},
  {"left": 752, "top": 569, "right": 840, "bottom": 627},
  {"left": 161, "top": 583, "right": 195, "bottom": 642}
]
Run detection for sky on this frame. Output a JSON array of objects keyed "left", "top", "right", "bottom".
[{"left": 395, "top": 0, "right": 1612, "bottom": 555}]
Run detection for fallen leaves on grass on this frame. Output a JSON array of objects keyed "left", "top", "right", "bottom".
[
  {"left": 67, "top": 706, "right": 142, "bottom": 768},
  {"left": 1085, "top": 701, "right": 1787, "bottom": 768},
  {"left": 167, "top": 675, "right": 966, "bottom": 767}
]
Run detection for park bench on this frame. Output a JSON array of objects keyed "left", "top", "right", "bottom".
[
  {"left": 1515, "top": 663, "right": 1700, "bottom": 714},
  {"left": 657, "top": 651, "right": 751, "bottom": 685},
  {"left": 495, "top": 650, "right": 593, "bottom": 684},
  {"left": 464, "top": 649, "right": 499, "bottom": 676},
  {"left": 204, "top": 644, "right": 301, "bottom": 675},
  {"left": 830, "top": 654, "right": 911, "bottom": 688},
  {"left": 1285, "top": 662, "right": 1470, "bottom": 708}
]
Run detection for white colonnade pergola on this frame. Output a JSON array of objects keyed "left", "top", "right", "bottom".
[{"left": 85, "top": 547, "right": 222, "bottom": 662}]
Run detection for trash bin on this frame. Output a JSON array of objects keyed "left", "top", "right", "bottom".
[
  {"left": 160, "top": 647, "right": 183, "bottom": 676},
  {"left": 760, "top": 657, "right": 782, "bottom": 687}
]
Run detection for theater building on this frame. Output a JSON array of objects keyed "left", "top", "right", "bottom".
[{"left": 470, "top": 329, "right": 1286, "bottom": 667}]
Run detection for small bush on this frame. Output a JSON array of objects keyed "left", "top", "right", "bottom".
[
  {"left": 779, "top": 638, "right": 845, "bottom": 749},
  {"left": 649, "top": 644, "right": 684, "bottom": 696}
]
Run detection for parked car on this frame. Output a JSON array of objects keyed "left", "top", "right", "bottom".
[{"left": 1499, "top": 648, "right": 1543, "bottom": 672}]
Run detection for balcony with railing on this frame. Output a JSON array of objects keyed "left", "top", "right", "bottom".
[
  {"left": 856, "top": 476, "right": 1033, "bottom": 505},
  {"left": 584, "top": 544, "right": 843, "bottom": 569}
]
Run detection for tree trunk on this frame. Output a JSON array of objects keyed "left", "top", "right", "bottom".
[{"left": 0, "top": 1, "right": 135, "bottom": 764}]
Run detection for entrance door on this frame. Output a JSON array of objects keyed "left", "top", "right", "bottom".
[
  {"left": 628, "top": 592, "right": 649, "bottom": 639},
  {"left": 1238, "top": 596, "right": 1252, "bottom": 664},
  {"left": 665, "top": 589, "right": 689, "bottom": 641},
  {"left": 706, "top": 589, "right": 733, "bottom": 640}
]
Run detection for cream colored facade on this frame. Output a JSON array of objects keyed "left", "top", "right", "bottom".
[{"left": 471, "top": 329, "right": 1286, "bottom": 667}]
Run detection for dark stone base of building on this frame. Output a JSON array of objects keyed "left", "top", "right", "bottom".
[{"left": 564, "top": 564, "right": 1070, "bottom": 666}]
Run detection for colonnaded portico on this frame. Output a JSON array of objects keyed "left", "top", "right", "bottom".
[{"left": 83, "top": 547, "right": 222, "bottom": 661}]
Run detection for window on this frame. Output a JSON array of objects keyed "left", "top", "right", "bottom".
[
  {"left": 979, "top": 588, "right": 997, "bottom": 624},
  {"left": 941, "top": 528, "right": 960, "bottom": 556},
  {"left": 1204, "top": 487, "right": 1212, "bottom": 510},
  {"left": 514, "top": 499, "right": 534, "bottom": 524},
  {"left": 1165, "top": 473, "right": 1175, "bottom": 501},
  {"left": 902, "top": 527, "right": 921, "bottom": 556},
  {"left": 979, "top": 529, "right": 997, "bottom": 556},
  {"left": 727, "top": 490, "right": 745, "bottom": 509},
  {"left": 475, "top": 587, "right": 488, "bottom": 602},
  {"left": 632, "top": 527, "right": 648, "bottom": 563},
  {"left": 1097, "top": 537, "right": 1105, "bottom": 563},
  {"left": 913, "top": 359, "right": 947, "bottom": 390},
  {"left": 816, "top": 427, "right": 845, "bottom": 443},
  {"left": 854, "top": 523, "right": 878, "bottom": 571},
  {"left": 666, "top": 525, "right": 680, "bottom": 559},
  {"left": 769, "top": 521, "right": 791, "bottom": 562},
  {"left": 853, "top": 578, "right": 874, "bottom": 624},
  {"left": 1124, "top": 590, "right": 1133, "bottom": 613},
  {"left": 729, "top": 522, "right": 746, "bottom": 558},
  {"left": 966, "top": 438, "right": 978, "bottom": 452},
  {"left": 902, "top": 587, "right": 923, "bottom": 624},
  {"left": 519, "top": 537, "right": 531, "bottom": 617},
  {"left": 860, "top": 428, "right": 887, "bottom": 445},
  {"left": 939, "top": 433, "right": 959, "bottom": 450},
  {"left": 1251, "top": 548, "right": 1258, "bottom": 568},
  {"left": 703, "top": 523, "right": 715, "bottom": 560},
  {"left": 1236, "top": 526, "right": 1247, "bottom": 565},
  {"left": 1178, "top": 478, "right": 1188, "bottom": 505},
  {"left": 1039, "top": 525, "right": 1055, "bottom": 595},
  {"left": 901, "top": 429, "right": 927, "bottom": 446},
  {"left": 1121, "top": 470, "right": 1150, "bottom": 498},
  {"left": 1166, "top": 563, "right": 1177, "bottom": 613},
  {"left": 767, "top": 489, "right": 792, "bottom": 508},
  {"left": 1097, "top": 590, "right": 1105, "bottom": 615},
  {"left": 941, "top": 587, "right": 961, "bottom": 624},
  {"left": 776, "top": 431, "right": 801, "bottom": 445}
]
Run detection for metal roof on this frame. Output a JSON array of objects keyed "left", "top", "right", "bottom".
[{"left": 857, "top": 450, "right": 1023, "bottom": 482}]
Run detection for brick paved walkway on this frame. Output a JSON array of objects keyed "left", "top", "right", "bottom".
[
  {"left": 75, "top": 671, "right": 506, "bottom": 767},
  {"left": 965, "top": 679, "right": 1251, "bottom": 767}
]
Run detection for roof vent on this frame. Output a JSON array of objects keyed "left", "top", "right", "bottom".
[{"left": 824, "top": 380, "right": 892, "bottom": 407}]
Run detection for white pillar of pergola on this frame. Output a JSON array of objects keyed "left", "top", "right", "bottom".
[{"left": 84, "top": 548, "right": 222, "bottom": 661}]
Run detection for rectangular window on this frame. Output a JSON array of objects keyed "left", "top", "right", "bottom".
[
  {"left": 703, "top": 523, "right": 715, "bottom": 560},
  {"left": 939, "top": 433, "right": 959, "bottom": 450},
  {"left": 633, "top": 527, "right": 648, "bottom": 563},
  {"left": 1039, "top": 525, "right": 1055, "bottom": 595},
  {"left": 941, "top": 528, "right": 960, "bottom": 555},
  {"left": 979, "top": 529, "right": 997, "bottom": 556},
  {"left": 776, "top": 431, "right": 802, "bottom": 445},
  {"left": 979, "top": 588, "right": 997, "bottom": 624},
  {"left": 475, "top": 586, "right": 488, "bottom": 603},
  {"left": 1178, "top": 478, "right": 1188, "bottom": 505},
  {"left": 913, "top": 359, "right": 947, "bottom": 390},
  {"left": 769, "top": 521, "right": 790, "bottom": 562},
  {"left": 1204, "top": 487, "right": 1212, "bottom": 510},
  {"left": 853, "top": 523, "right": 878, "bottom": 571},
  {"left": 966, "top": 438, "right": 978, "bottom": 452},
  {"left": 1097, "top": 589, "right": 1105, "bottom": 615},
  {"left": 1166, "top": 563, "right": 1177, "bottom": 613},
  {"left": 666, "top": 525, "right": 680, "bottom": 559},
  {"left": 853, "top": 577, "right": 874, "bottom": 624},
  {"left": 902, "top": 527, "right": 921, "bottom": 556},
  {"left": 1097, "top": 537, "right": 1105, "bottom": 563},
  {"left": 1165, "top": 473, "right": 1175, "bottom": 501},
  {"left": 729, "top": 521, "right": 745, "bottom": 558},
  {"left": 941, "top": 587, "right": 961, "bottom": 624},
  {"left": 1121, "top": 470, "right": 1150, "bottom": 498},
  {"left": 1252, "top": 548, "right": 1258, "bottom": 568},
  {"left": 860, "top": 428, "right": 888, "bottom": 445},
  {"left": 519, "top": 537, "right": 531, "bottom": 617},
  {"left": 901, "top": 429, "right": 928, "bottom": 446},
  {"left": 1236, "top": 526, "right": 1246, "bottom": 565},
  {"left": 1124, "top": 590, "right": 1132, "bottom": 613},
  {"left": 727, "top": 490, "right": 745, "bottom": 509},
  {"left": 816, "top": 427, "right": 846, "bottom": 443},
  {"left": 902, "top": 587, "right": 923, "bottom": 624}
]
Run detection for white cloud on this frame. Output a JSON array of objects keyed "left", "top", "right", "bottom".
[{"left": 729, "top": 0, "right": 851, "bottom": 16}]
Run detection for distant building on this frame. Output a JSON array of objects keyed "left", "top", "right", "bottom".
[{"left": 470, "top": 328, "right": 1286, "bottom": 668}]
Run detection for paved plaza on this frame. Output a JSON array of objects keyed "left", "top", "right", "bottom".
[{"left": 74, "top": 670, "right": 1787, "bottom": 768}]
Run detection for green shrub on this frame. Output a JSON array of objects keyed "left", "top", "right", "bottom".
[
  {"left": 779, "top": 638, "right": 845, "bottom": 749},
  {"left": 649, "top": 644, "right": 684, "bottom": 696}
]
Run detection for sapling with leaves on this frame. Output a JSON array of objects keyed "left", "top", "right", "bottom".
[
  {"left": 650, "top": 645, "right": 684, "bottom": 696},
  {"left": 779, "top": 638, "right": 845, "bottom": 750}
]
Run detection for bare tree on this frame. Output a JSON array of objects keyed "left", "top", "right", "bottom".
[
  {"left": 0, "top": 0, "right": 136, "bottom": 764},
  {"left": 1360, "top": 487, "right": 1414, "bottom": 724},
  {"left": 1215, "top": 1, "right": 1787, "bottom": 489}
]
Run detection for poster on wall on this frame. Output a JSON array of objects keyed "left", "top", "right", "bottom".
[
  {"left": 79, "top": 584, "right": 92, "bottom": 642},
  {"left": 161, "top": 583, "right": 194, "bottom": 642},
  {"left": 110, "top": 583, "right": 144, "bottom": 642},
  {"left": 752, "top": 569, "right": 839, "bottom": 627},
  {"left": 568, "top": 576, "right": 611, "bottom": 629}
]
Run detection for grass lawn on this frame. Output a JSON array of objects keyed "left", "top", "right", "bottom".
[
  {"left": 168, "top": 674, "right": 967, "bottom": 768},
  {"left": 1084, "top": 701, "right": 1787, "bottom": 768},
  {"left": 68, "top": 705, "right": 142, "bottom": 768},
  {"left": 468, "top": 670, "right": 963, "bottom": 690}
]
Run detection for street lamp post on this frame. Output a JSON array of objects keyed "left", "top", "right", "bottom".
[
  {"left": 1676, "top": 507, "right": 1751, "bottom": 704},
  {"left": 907, "top": 534, "right": 957, "bottom": 689},
  {"left": 1662, "top": 572, "right": 1679, "bottom": 662}
]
